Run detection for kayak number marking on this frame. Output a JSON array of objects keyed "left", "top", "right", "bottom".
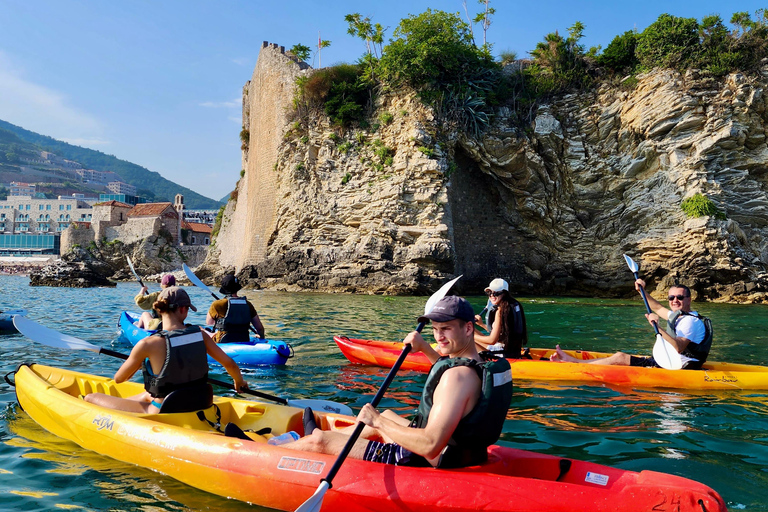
[
  {"left": 93, "top": 414, "right": 114, "bottom": 431},
  {"left": 584, "top": 472, "right": 609, "bottom": 486},
  {"left": 277, "top": 456, "right": 325, "bottom": 475},
  {"left": 651, "top": 492, "right": 681, "bottom": 511}
]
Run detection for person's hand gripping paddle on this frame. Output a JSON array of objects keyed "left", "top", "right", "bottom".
[
  {"left": 295, "top": 275, "right": 462, "bottom": 512},
  {"left": 623, "top": 254, "right": 682, "bottom": 370}
]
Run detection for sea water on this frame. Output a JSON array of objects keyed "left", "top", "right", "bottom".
[{"left": 0, "top": 274, "right": 766, "bottom": 511}]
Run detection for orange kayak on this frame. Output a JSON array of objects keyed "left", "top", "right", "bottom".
[
  {"left": 13, "top": 363, "right": 727, "bottom": 512},
  {"left": 334, "top": 336, "right": 768, "bottom": 391}
]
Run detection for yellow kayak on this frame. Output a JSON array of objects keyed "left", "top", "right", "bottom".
[
  {"left": 335, "top": 336, "right": 768, "bottom": 390},
  {"left": 11, "top": 363, "right": 727, "bottom": 511}
]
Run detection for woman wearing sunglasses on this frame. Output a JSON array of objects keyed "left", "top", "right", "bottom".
[{"left": 474, "top": 278, "right": 528, "bottom": 358}]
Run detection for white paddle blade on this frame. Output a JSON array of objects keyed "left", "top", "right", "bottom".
[
  {"left": 183, "top": 263, "right": 213, "bottom": 294},
  {"left": 652, "top": 334, "right": 683, "bottom": 370},
  {"left": 126, "top": 256, "right": 140, "bottom": 280},
  {"left": 623, "top": 254, "right": 639, "bottom": 273},
  {"left": 13, "top": 316, "right": 100, "bottom": 353},
  {"left": 295, "top": 480, "right": 329, "bottom": 512},
  {"left": 423, "top": 275, "right": 463, "bottom": 315},
  {"left": 287, "top": 399, "right": 353, "bottom": 417}
]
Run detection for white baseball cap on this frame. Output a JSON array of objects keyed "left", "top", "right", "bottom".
[{"left": 484, "top": 278, "right": 509, "bottom": 293}]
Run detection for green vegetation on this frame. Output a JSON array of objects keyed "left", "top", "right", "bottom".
[
  {"left": 341, "top": 172, "right": 352, "bottom": 185},
  {"left": 681, "top": 193, "right": 726, "bottom": 220},
  {"left": 290, "top": 7, "right": 768, "bottom": 140},
  {"left": 290, "top": 44, "right": 312, "bottom": 62}
]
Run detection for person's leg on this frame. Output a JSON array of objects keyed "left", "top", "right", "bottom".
[
  {"left": 84, "top": 392, "right": 152, "bottom": 413},
  {"left": 551, "top": 345, "right": 631, "bottom": 365},
  {"left": 137, "top": 312, "right": 153, "bottom": 329},
  {"left": 281, "top": 429, "right": 369, "bottom": 460}
]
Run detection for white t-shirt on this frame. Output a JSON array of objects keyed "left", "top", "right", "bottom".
[{"left": 668, "top": 310, "right": 706, "bottom": 363}]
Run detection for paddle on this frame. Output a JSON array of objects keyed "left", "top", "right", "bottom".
[
  {"left": 623, "top": 254, "right": 682, "bottom": 371},
  {"left": 12, "top": 316, "right": 352, "bottom": 415},
  {"left": 296, "top": 275, "right": 462, "bottom": 512},
  {"left": 182, "top": 263, "right": 263, "bottom": 338},
  {"left": 126, "top": 256, "right": 146, "bottom": 292}
]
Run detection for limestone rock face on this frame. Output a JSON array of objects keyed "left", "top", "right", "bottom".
[{"left": 207, "top": 44, "right": 768, "bottom": 302}]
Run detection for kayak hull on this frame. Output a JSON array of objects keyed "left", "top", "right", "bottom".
[
  {"left": 0, "top": 309, "right": 27, "bottom": 332},
  {"left": 13, "top": 363, "right": 726, "bottom": 512},
  {"left": 334, "top": 336, "right": 768, "bottom": 391},
  {"left": 118, "top": 311, "right": 291, "bottom": 366}
]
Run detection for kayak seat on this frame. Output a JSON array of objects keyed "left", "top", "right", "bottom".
[{"left": 159, "top": 383, "right": 214, "bottom": 414}]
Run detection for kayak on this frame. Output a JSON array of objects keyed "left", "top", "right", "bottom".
[
  {"left": 0, "top": 309, "right": 27, "bottom": 332},
  {"left": 12, "top": 363, "right": 726, "bottom": 512},
  {"left": 117, "top": 311, "right": 292, "bottom": 366},
  {"left": 335, "top": 336, "right": 768, "bottom": 391}
]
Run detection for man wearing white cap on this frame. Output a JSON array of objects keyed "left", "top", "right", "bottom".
[{"left": 474, "top": 278, "right": 528, "bottom": 358}]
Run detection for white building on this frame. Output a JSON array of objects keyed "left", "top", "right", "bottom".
[{"left": 0, "top": 196, "right": 93, "bottom": 234}]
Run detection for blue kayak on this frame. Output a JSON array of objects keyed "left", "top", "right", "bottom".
[
  {"left": 117, "top": 311, "right": 292, "bottom": 366},
  {"left": 0, "top": 309, "right": 27, "bottom": 332}
]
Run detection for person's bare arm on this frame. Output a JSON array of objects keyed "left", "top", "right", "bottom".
[
  {"left": 357, "top": 366, "right": 479, "bottom": 460},
  {"left": 404, "top": 331, "right": 440, "bottom": 364},
  {"left": 251, "top": 314, "right": 265, "bottom": 339},
  {"left": 114, "top": 337, "right": 154, "bottom": 383},
  {"left": 474, "top": 316, "right": 501, "bottom": 348},
  {"left": 635, "top": 279, "right": 670, "bottom": 318}
]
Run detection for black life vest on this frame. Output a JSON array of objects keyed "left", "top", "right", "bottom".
[
  {"left": 412, "top": 356, "right": 513, "bottom": 468},
  {"left": 666, "top": 310, "right": 713, "bottom": 364},
  {"left": 143, "top": 325, "right": 209, "bottom": 398},
  {"left": 488, "top": 299, "right": 528, "bottom": 358},
  {"left": 214, "top": 297, "right": 251, "bottom": 343}
]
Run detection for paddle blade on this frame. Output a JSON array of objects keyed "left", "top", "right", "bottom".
[
  {"left": 13, "top": 316, "right": 101, "bottom": 353},
  {"left": 623, "top": 254, "right": 639, "bottom": 274},
  {"left": 287, "top": 399, "right": 353, "bottom": 416},
  {"left": 183, "top": 263, "right": 214, "bottom": 295},
  {"left": 295, "top": 480, "right": 329, "bottom": 512},
  {"left": 424, "top": 275, "right": 463, "bottom": 315},
  {"left": 652, "top": 334, "right": 683, "bottom": 370}
]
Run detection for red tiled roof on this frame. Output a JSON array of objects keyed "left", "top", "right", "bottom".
[
  {"left": 93, "top": 200, "right": 133, "bottom": 208},
  {"left": 128, "top": 202, "right": 175, "bottom": 217},
  {"left": 182, "top": 221, "right": 213, "bottom": 234}
]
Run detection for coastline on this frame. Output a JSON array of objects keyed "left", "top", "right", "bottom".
[{"left": 0, "top": 256, "right": 57, "bottom": 276}]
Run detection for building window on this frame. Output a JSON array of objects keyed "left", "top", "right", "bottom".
[
  {"left": 39, "top": 204, "right": 44, "bottom": 210},
  {"left": 66, "top": 205, "right": 71, "bottom": 210},
  {"left": 59, "top": 204, "right": 64, "bottom": 210},
  {"left": 25, "top": 204, "right": 30, "bottom": 210},
  {"left": 46, "top": 204, "right": 51, "bottom": 210},
  {"left": 191, "top": 236, "right": 197, "bottom": 244},
  {"left": 204, "top": 237, "right": 210, "bottom": 245}
]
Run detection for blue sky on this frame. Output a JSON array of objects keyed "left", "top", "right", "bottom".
[{"left": 0, "top": 0, "right": 765, "bottom": 201}]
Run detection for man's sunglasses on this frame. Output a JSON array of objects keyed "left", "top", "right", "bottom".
[
  {"left": 668, "top": 294, "right": 688, "bottom": 301},
  {"left": 486, "top": 291, "right": 504, "bottom": 297}
]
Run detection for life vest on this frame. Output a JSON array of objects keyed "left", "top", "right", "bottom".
[
  {"left": 214, "top": 297, "right": 251, "bottom": 343},
  {"left": 143, "top": 325, "right": 209, "bottom": 398},
  {"left": 412, "top": 356, "right": 513, "bottom": 468},
  {"left": 488, "top": 299, "right": 528, "bottom": 358},
  {"left": 666, "top": 310, "right": 713, "bottom": 364}
]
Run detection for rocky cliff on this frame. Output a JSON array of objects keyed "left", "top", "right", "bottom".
[{"left": 205, "top": 44, "right": 768, "bottom": 303}]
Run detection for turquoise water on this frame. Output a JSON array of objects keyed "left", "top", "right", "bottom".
[{"left": 0, "top": 274, "right": 767, "bottom": 511}]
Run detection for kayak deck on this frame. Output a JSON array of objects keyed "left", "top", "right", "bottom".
[
  {"left": 334, "top": 335, "right": 768, "bottom": 391},
  {"left": 14, "top": 363, "right": 727, "bottom": 512}
]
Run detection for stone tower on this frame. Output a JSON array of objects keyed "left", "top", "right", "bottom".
[{"left": 174, "top": 194, "right": 184, "bottom": 245}]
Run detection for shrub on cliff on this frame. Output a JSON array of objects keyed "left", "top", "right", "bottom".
[
  {"left": 635, "top": 14, "right": 700, "bottom": 70},
  {"left": 378, "top": 9, "right": 500, "bottom": 136},
  {"left": 295, "top": 64, "right": 371, "bottom": 127},
  {"left": 681, "top": 193, "right": 726, "bottom": 220},
  {"left": 598, "top": 30, "right": 639, "bottom": 72},
  {"left": 527, "top": 22, "right": 595, "bottom": 95}
]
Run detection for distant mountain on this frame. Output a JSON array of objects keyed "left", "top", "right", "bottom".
[{"left": 0, "top": 119, "right": 223, "bottom": 210}]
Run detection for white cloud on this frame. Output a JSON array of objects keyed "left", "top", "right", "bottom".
[
  {"left": 0, "top": 51, "right": 104, "bottom": 142},
  {"left": 228, "top": 116, "right": 241, "bottom": 124},
  {"left": 231, "top": 57, "right": 251, "bottom": 66},
  {"left": 199, "top": 97, "right": 241, "bottom": 108}
]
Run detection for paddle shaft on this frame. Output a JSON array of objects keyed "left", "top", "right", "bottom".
[
  {"left": 631, "top": 270, "right": 662, "bottom": 336},
  {"left": 126, "top": 257, "right": 146, "bottom": 292},
  {"left": 96, "top": 346, "right": 289, "bottom": 405},
  {"left": 321, "top": 322, "right": 423, "bottom": 487}
]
